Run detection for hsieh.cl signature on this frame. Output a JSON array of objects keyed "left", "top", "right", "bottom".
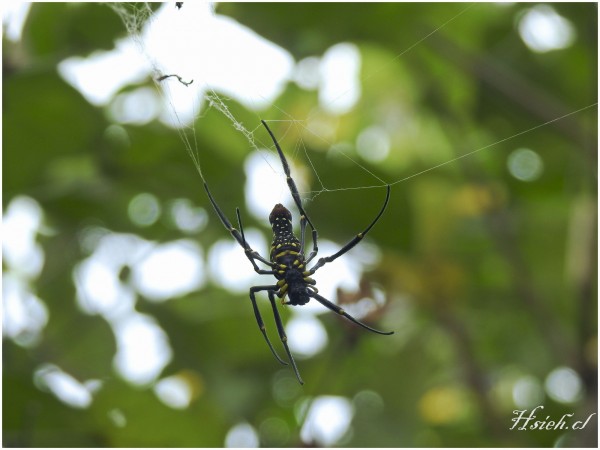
[{"left": 510, "top": 405, "right": 596, "bottom": 431}]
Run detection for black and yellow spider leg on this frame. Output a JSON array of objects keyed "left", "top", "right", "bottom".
[
  {"left": 204, "top": 182, "right": 275, "bottom": 274},
  {"left": 267, "top": 290, "right": 304, "bottom": 385},
  {"left": 310, "top": 292, "right": 394, "bottom": 335},
  {"left": 249, "top": 285, "right": 289, "bottom": 366},
  {"left": 308, "top": 185, "right": 391, "bottom": 274},
  {"left": 261, "top": 120, "right": 319, "bottom": 263}
]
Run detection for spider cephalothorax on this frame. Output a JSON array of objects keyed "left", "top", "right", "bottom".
[{"left": 203, "top": 120, "right": 393, "bottom": 384}]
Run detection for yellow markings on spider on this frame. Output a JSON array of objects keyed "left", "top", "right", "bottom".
[
  {"left": 275, "top": 249, "right": 300, "bottom": 259},
  {"left": 280, "top": 291, "right": 288, "bottom": 305}
]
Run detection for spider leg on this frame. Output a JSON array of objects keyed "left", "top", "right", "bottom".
[
  {"left": 250, "top": 285, "right": 289, "bottom": 366},
  {"left": 310, "top": 291, "right": 394, "bottom": 335},
  {"left": 261, "top": 120, "right": 319, "bottom": 263},
  {"left": 204, "top": 181, "right": 275, "bottom": 274},
  {"left": 236, "top": 208, "right": 276, "bottom": 275},
  {"left": 267, "top": 290, "right": 304, "bottom": 385},
  {"left": 299, "top": 213, "right": 307, "bottom": 254},
  {"left": 308, "top": 185, "right": 391, "bottom": 274}
]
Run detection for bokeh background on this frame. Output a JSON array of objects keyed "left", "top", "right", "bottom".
[{"left": 3, "top": 2, "right": 597, "bottom": 447}]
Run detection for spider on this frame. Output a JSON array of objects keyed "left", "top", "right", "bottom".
[{"left": 203, "top": 120, "right": 393, "bottom": 384}]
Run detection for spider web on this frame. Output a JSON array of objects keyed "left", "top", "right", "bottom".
[
  {"left": 110, "top": 2, "right": 285, "bottom": 184},
  {"left": 110, "top": 2, "right": 597, "bottom": 202}
]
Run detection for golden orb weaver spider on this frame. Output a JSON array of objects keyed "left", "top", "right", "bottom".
[{"left": 203, "top": 120, "right": 393, "bottom": 384}]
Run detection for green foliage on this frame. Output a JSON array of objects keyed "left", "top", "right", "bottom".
[{"left": 3, "top": 2, "right": 597, "bottom": 448}]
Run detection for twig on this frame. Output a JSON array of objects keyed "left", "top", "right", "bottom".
[{"left": 156, "top": 74, "right": 193, "bottom": 87}]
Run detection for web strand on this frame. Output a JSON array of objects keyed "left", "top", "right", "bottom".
[
  {"left": 290, "top": 101, "right": 597, "bottom": 194},
  {"left": 307, "top": 3, "right": 475, "bottom": 122},
  {"left": 389, "top": 102, "right": 598, "bottom": 187}
]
